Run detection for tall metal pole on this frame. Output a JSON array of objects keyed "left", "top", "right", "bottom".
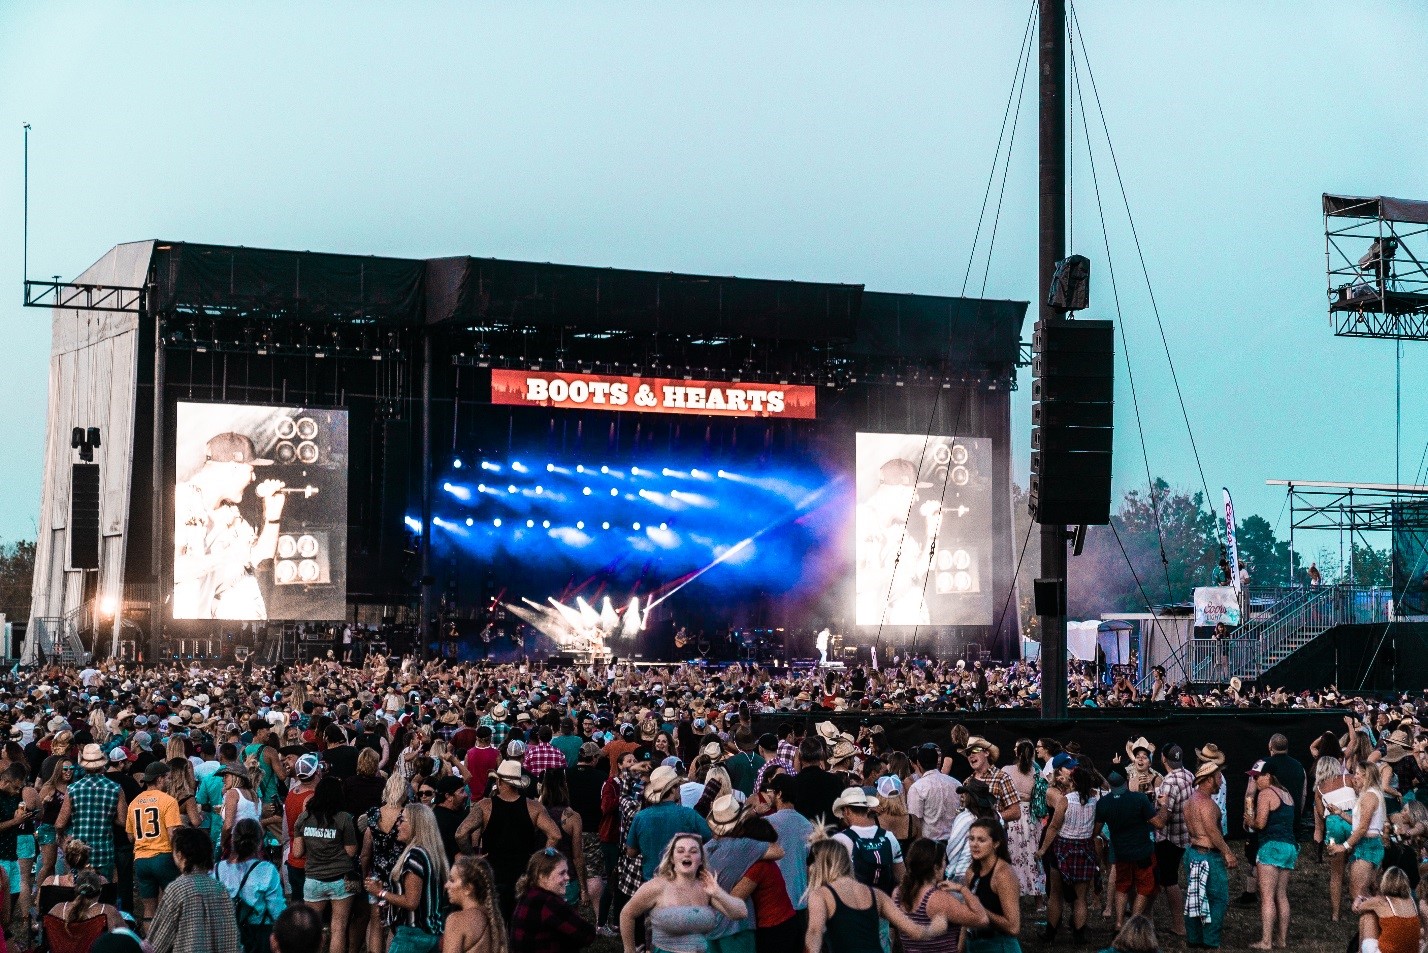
[
  {"left": 149, "top": 296, "right": 165, "bottom": 662},
  {"left": 1038, "top": 0, "right": 1069, "bottom": 719},
  {"left": 22, "top": 123, "right": 30, "bottom": 284},
  {"left": 419, "top": 333, "right": 434, "bottom": 661}
]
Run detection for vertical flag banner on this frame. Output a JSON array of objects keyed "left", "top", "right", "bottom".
[{"left": 1224, "top": 487, "right": 1241, "bottom": 594}]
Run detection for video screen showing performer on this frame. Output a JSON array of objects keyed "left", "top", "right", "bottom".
[
  {"left": 854, "top": 432, "right": 993, "bottom": 627},
  {"left": 173, "top": 402, "right": 348, "bottom": 621}
]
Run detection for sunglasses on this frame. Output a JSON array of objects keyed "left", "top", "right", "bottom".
[{"left": 417, "top": 789, "right": 436, "bottom": 799}]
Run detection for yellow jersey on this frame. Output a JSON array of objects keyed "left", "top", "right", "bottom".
[{"left": 127, "top": 789, "right": 182, "bottom": 859}]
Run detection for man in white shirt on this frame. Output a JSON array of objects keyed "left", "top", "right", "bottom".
[
  {"left": 906, "top": 744, "right": 962, "bottom": 848},
  {"left": 830, "top": 787, "right": 904, "bottom": 889}
]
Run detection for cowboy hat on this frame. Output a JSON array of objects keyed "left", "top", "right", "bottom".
[
  {"left": 1384, "top": 730, "right": 1415, "bottom": 763},
  {"left": 965, "top": 737, "right": 1001, "bottom": 762},
  {"left": 78, "top": 743, "right": 107, "bottom": 771},
  {"left": 1194, "top": 761, "right": 1221, "bottom": 783},
  {"left": 644, "top": 765, "right": 681, "bottom": 802},
  {"left": 700, "top": 741, "right": 726, "bottom": 763},
  {"left": 830, "top": 739, "right": 859, "bottom": 765},
  {"left": 489, "top": 759, "right": 529, "bottom": 789},
  {"left": 1229, "top": 677, "right": 1243, "bottom": 694},
  {"left": 815, "top": 721, "right": 840, "bottom": 743},
  {"left": 492, "top": 703, "right": 509, "bottom": 720},
  {"left": 707, "top": 794, "right": 747, "bottom": 836},
  {"left": 831, "top": 786, "right": 880, "bottom": 820},
  {"left": 1125, "top": 737, "right": 1155, "bottom": 760},
  {"left": 1197, "top": 744, "right": 1226, "bottom": 766}
]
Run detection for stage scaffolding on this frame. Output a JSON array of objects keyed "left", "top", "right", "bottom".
[
  {"left": 1324, "top": 194, "right": 1428, "bottom": 341},
  {"left": 1267, "top": 480, "right": 1428, "bottom": 586}
]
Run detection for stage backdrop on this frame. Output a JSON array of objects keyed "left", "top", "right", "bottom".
[
  {"left": 173, "top": 402, "right": 348, "bottom": 621},
  {"left": 854, "top": 433, "right": 992, "bottom": 627}
]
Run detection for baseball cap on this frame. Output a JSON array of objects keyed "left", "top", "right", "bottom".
[
  {"left": 294, "top": 754, "right": 322, "bottom": 779},
  {"left": 205, "top": 433, "right": 272, "bottom": 466},
  {"left": 142, "top": 762, "right": 171, "bottom": 783},
  {"left": 1246, "top": 759, "right": 1267, "bottom": 777},
  {"left": 1051, "top": 752, "right": 1077, "bottom": 771}
]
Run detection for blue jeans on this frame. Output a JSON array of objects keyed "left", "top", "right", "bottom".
[{"left": 1183, "top": 847, "right": 1229, "bottom": 949}]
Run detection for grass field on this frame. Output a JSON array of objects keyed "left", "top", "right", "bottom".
[{"left": 587, "top": 850, "right": 1364, "bottom": 953}]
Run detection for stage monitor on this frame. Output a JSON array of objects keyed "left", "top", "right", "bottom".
[
  {"left": 173, "top": 402, "right": 348, "bottom": 621},
  {"left": 854, "top": 432, "right": 993, "bottom": 627}
]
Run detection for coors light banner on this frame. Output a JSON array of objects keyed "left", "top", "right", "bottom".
[{"left": 491, "top": 369, "right": 816, "bottom": 419}]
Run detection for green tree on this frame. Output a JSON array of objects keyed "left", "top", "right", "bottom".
[
  {"left": 1234, "top": 513, "right": 1301, "bottom": 586},
  {"left": 1349, "top": 540, "right": 1392, "bottom": 587},
  {"left": 0, "top": 541, "right": 35, "bottom": 624}
]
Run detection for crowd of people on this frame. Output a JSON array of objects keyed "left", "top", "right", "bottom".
[{"left": 0, "top": 651, "right": 1418, "bottom": 953}]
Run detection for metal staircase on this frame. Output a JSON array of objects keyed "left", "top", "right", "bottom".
[{"left": 1184, "top": 585, "right": 1390, "bottom": 684}]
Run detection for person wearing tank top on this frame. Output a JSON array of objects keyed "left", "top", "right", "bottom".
[
  {"left": 1328, "top": 762, "right": 1387, "bottom": 905},
  {"left": 1038, "top": 766, "right": 1097, "bottom": 945},
  {"left": 1353, "top": 868, "right": 1422, "bottom": 953},
  {"left": 470, "top": 759, "right": 563, "bottom": 921},
  {"left": 621, "top": 833, "right": 746, "bottom": 953},
  {"left": 804, "top": 840, "right": 949, "bottom": 953},
  {"left": 1249, "top": 762, "right": 1298, "bottom": 950},
  {"left": 893, "top": 838, "right": 990, "bottom": 953},
  {"left": 963, "top": 819, "right": 1023, "bottom": 953}
]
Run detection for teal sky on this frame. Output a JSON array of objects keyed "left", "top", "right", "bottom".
[{"left": 1, "top": 1, "right": 1426, "bottom": 557}]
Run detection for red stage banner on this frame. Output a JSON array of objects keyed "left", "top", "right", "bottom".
[{"left": 491, "top": 369, "right": 816, "bottom": 419}]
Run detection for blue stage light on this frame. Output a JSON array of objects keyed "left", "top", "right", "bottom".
[
  {"left": 583, "top": 487, "right": 592, "bottom": 496},
  {"left": 542, "top": 520, "right": 551, "bottom": 529},
  {"left": 610, "top": 488, "right": 619, "bottom": 496},
  {"left": 602, "top": 522, "right": 610, "bottom": 530},
  {"left": 660, "top": 523, "right": 668, "bottom": 530},
  {"left": 443, "top": 483, "right": 473, "bottom": 501},
  {"left": 453, "top": 459, "right": 463, "bottom": 469},
  {"left": 404, "top": 516, "right": 422, "bottom": 532},
  {"left": 512, "top": 462, "right": 528, "bottom": 473},
  {"left": 601, "top": 466, "right": 609, "bottom": 474},
  {"left": 638, "top": 489, "right": 648, "bottom": 498},
  {"left": 717, "top": 469, "right": 727, "bottom": 478},
  {"left": 465, "top": 517, "right": 474, "bottom": 527},
  {"left": 526, "top": 519, "right": 535, "bottom": 528},
  {"left": 493, "top": 518, "right": 502, "bottom": 528},
  {"left": 442, "top": 482, "right": 452, "bottom": 491},
  {"left": 633, "top": 522, "right": 641, "bottom": 530},
  {"left": 536, "top": 486, "right": 544, "bottom": 494},
  {"left": 508, "top": 485, "right": 517, "bottom": 494},
  {"left": 662, "top": 468, "right": 673, "bottom": 476},
  {"left": 576, "top": 465, "right": 585, "bottom": 473},
  {"left": 577, "top": 521, "right": 585, "bottom": 530},
  {"left": 546, "top": 463, "right": 556, "bottom": 472},
  {"left": 477, "top": 483, "right": 486, "bottom": 493}
]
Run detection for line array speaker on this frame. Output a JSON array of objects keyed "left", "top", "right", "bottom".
[
  {"left": 1030, "top": 320, "right": 1114, "bottom": 525},
  {"left": 70, "top": 464, "right": 100, "bottom": 570}
]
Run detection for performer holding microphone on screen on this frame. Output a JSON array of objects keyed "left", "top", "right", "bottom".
[{"left": 173, "top": 432, "right": 286, "bottom": 620}]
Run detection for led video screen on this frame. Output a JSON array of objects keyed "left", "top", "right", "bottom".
[
  {"left": 173, "top": 402, "right": 348, "bottom": 620},
  {"left": 854, "top": 432, "right": 993, "bottom": 626}
]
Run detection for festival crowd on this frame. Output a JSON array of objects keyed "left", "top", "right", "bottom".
[{"left": 0, "top": 653, "right": 1419, "bottom": 953}]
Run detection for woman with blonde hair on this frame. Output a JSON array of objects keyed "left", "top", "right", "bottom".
[
  {"left": 622, "top": 834, "right": 743, "bottom": 953},
  {"left": 444, "top": 855, "right": 508, "bottom": 953},
  {"left": 805, "top": 838, "right": 949, "bottom": 953},
  {"left": 220, "top": 765, "right": 261, "bottom": 852},
  {"left": 1314, "top": 754, "right": 1352, "bottom": 920},
  {"left": 343, "top": 746, "right": 387, "bottom": 820},
  {"left": 1352, "top": 866, "right": 1420, "bottom": 953},
  {"left": 1100, "top": 914, "right": 1159, "bottom": 953},
  {"left": 1328, "top": 760, "right": 1388, "bottom": 903},
  {"left": 165, "top": 757, "right": 202, "bottom": 828},
  {"left": 875, "top": 775, "right": 913, "bottom": 848},
  {"left": 360, "top": 769, "right": 409, "bottom": 953},
  {"left": 364, "top": 802, "right": 447, "bottom": 943}
]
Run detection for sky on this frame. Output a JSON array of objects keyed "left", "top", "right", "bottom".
[{"left": 1, "top": 0, "right": 1426, "bottom": 556}]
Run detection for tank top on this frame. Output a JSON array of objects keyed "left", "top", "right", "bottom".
[
  {"left": 545, "top": 805, "right": 575, "bottom": 861},
  {"left": 823, "top": 884, "right": 882, "bottom": 953},
  {"left": 1061, "top": 792, "right": 1098, "bottom": 840},
  {"left": 41, "top": 788, "right": 65, "bottom": 826},
  {"left": 650, "top": 904, "right": 721, "bottom": 953},
  {"left": 225, "top": 789, "right": 261, "bottom": 826},
  {"left": 1377, "top": 899, "right": 1420, "bottom": 953},
  {"left": 901, "top": 887, "right": 959, "bottom": 953},
  {"left": 1260, "top": 791, "right": 1295, "bottom": 844},
  {"left": 484, "top": 795, "right": 537, "bottom": 884},
  {"left": 244, "top": 744, "right": 279, "bottom": 803},
  {"left": 1359, "top": 789, "right": 1387, "bottom": 837},
  {"left": 966, "top": 860, "right": 1005, "bottom": 940}
]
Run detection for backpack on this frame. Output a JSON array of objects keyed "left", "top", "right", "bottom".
[
  {"left": 227, "top": 860, "right": 276, "bottom": 953},
  {"left": 846, "top": 827, "right": 895, "bottom": 892},
  {"left": 1030, "top": 771, "right": 1050, "bottom": 821}
]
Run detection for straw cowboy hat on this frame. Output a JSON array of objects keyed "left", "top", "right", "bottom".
[
  {"left": 644, "top": 765, "right": 682, "bottom": 803},
  {"left": 707, "top": 795, "right": 747, "bottom": 836},
  {"left": 489, "top": 759, "right": 530, "bottom": 789},
  {"left": 1194, "top": 761, "right": 1222, "bottom": 783},
  {"left": 815, "top": 721, "right": 840, "bottom": 744},
  {"left": 830, "top": 739, "right": 860, "bottom": 765},
  {"left": 78, "top": 743, "right": 107, "bottom": 771},
  {"left": 1197, "top": 744, "right": 1227, "bottom": 766},
  {"left": 492, "top": 703, "right": 509, "bottom": 720},
  {"left": 700, "top": 741, "right": 727, "bottom": 763},
  {"left": 965, "top": 737, "right": 1001, "bottom": 762},
  {"left": 831, "top": 786, "right": 880, "bottom": 821},
  {"left": 1384, "top": 730, "right": 1415, "bottom": 763},
  {"left": 1125, "top": 737, "right": 1155, "bottom": 760},
  {"left": 1229, "top": 677, "right": 1243, "bottom": 694}
]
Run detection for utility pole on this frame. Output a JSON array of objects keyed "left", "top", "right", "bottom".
[{"left": 1038, "top": 0, "right": 1069, "bottom": 719}]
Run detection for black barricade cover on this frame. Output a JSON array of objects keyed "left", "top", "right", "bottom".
[{"left": 751, "top": 709, "right": 1348, "bottom": 838}]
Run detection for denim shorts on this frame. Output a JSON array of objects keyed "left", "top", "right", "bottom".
[
  {"left": 16, "top": 835, "right": 35, "bottom": 861},
  {"left": 1256, "top": 840, "right": 1298, "bottom": 871},
  {"left": 303, "top": 876, "right": 355, "bottom": 902},
  {"left": 35, "top": 824, "right": 57, "bottom": 848},
  {"left": 1352, "top": 837, "right": 1385, "bottom": 867}
]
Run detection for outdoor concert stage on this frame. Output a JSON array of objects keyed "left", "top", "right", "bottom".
[{"left": 27, "top": 242, "right": 1025, "bottom": 664}]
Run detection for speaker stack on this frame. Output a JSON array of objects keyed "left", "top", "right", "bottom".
[{"left": 1030, "top": 320, "right": 1114, "bottom": 525}]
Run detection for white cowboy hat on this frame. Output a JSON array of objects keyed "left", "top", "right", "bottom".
[
  {"left": 707, "top": 794, "right": 747, "bottom": 836},
  {"left": 644, "top": 765, "right": 681, "bottom": 803},
  {"left": 488, "top": 759, "right": 529, "bottom": 789},
  {"left": 78, "top": 743, "right": 107, "bottom": 771},
  {"left": 815, "top": 721, "right": 840, "bottom": 743},
  {"left": 831, "top": 786, "right": 880, "bottom": 820}
]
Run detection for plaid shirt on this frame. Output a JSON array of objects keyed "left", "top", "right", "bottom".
[
  {"left": 523, "top": 742, "right": 567, "bottom": 777},
  {"left": 979, "top": 767, "right": 1021, "bottom": 817},
  {"left": 1157, "top": 767, "right": 1195, "bottom": 848},
  {"left": 65, "top": 772, "right": 121, "bottom": 873},
  {"left": 777, "top": 739, "right": 799, "bottom": 768},
  {"left": 755, "top": 756, "right": 794, "bottom": 794},
  {"left": 511, "top": 885, "right": 598, "bottom": 953},
  {"left": 146, "top": 872, "right": 242, "bottom": 953}
]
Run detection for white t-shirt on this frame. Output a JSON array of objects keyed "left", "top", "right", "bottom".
[{"left": 79, "top": 668, "right": 101, "bottom": 687}]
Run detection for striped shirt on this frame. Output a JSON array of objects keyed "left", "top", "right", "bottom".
[
  {"left": 65, "top": 772, "right": 121, "bottom": 873},
  {"left": 385, "top": 846, "right": 444, "bottom": 935}
]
